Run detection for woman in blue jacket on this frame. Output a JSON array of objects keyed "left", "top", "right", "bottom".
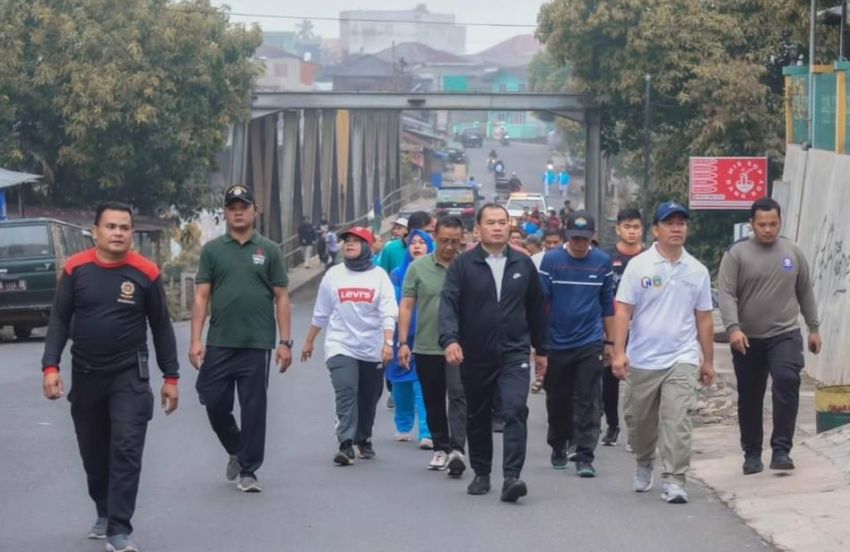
[{"left": 388, "top": 229, "right": 433, "bottom": 449}]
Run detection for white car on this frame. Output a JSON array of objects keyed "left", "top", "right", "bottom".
[{"left": 504, "top": 193, "right": 548, "bottom": 224}]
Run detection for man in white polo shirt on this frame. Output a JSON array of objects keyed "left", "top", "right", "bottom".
[{"left": 611, "top": 201, "right": 715, "bottom": 505}]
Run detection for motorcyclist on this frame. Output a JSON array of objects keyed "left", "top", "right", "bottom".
[{"left": 508, "top": 172, "right": 523, "bottom": 192}]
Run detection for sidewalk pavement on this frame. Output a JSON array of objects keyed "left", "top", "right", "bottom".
[
  {"left": 691, "top": 343, "right": 850, "bottom": 552},
  {"left": 286, "top": 195, "right": 436, "bottom": 298}
]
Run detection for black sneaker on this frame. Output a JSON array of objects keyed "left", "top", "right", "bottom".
[
  {"left": 550, "top": 447, "right": 568, "bottom": 470},
  {"left": 743, "top": 455, "right": 764, "bottom": 475},
  {"left": 492, "top": 418, "right": 505, "bottom": 433},
  {"left": 567, "top": 443, "right": 577, "bottom": 462},
  {"left": 500, "top": 477, "right": 528, "bottom": 503},
  {"left": 576, "top": 462, "right": 596, "bottom": 478},
  {"left": 334, "top": 440, "right": 356, "bottom": 466},
  {"left": 467, "top": 474, "right": 491, "bottom": 495},
  {"left": 769, "top": 451, "right": 795, "bottom": 471},
  {"left": 601, "top": 426, "right": 620, "bottom": 446},
  {"left": 356, "top": 441, "right": 376, "bottom": 459}
]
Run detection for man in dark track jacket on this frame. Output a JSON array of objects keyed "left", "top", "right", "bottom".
[
  {"left": 41, "top": 202, "right": 179, "bottom": 552},
  {"left": 439, "top": 203, "right": 548, "bottom": 503}
]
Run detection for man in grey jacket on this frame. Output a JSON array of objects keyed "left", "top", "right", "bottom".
[{"left": 717, "top": 197, "right": 821, "bottom": 476}]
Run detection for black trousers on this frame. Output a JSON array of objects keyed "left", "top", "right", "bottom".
[
  {"left": 415, "top": 354, "right": 467, "bottom": 453},
  {"left": 733, "top": 329, "right": 805, "bottom": 456},
  {"left": 544, "top": 345, "right": 603, "bottom": 463},
  {"left": 461, "top": 358, "right": 530, "bottom": 478},
  {"left": 602, "top": 365, "right": 620, "bottom": 429},
  {"left": 69, "top": 365, "right": 154, "bottom": 537},
  {"left": 196, "top": 346, "right": 270, "bottom": 477}
]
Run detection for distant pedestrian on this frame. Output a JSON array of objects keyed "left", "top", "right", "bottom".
[
  {"left": 539, "top": 211, "right": 614, "bottom": 478},
  {"left": 439, "top": 203, "right": 548, "bottom": 503},
  {"left": 558, "top": 168, "right": 571, "bottom": 197},
  {"left": 190, "top": 185, "right": 293, "bottom": 494},
  {"left": 399, "top": 216, "right": 468, "bottom": 476},
  {"left": 600, "top": 208, "right": 646, "bottom": 447},
  {"left": 324, "top": 225, "right": 339, "bottom": 270},
  {"left": 41, "top": 202, "right": 179, "bottom": 552},
  {"left": 543, "top": 164, "right": 557, "bottom": 197},
  {"left": 717, "top": 197, "right": 821, "bottom": 475},
  {"left": 298, "top": 217, "right": 317, "bottom": 268},
  {"left": 559, "top": 200, "right": 574, "bottom": 225},
  {"left": 301, "top": 227, "right": 397, "bottom": 465},
  {"left": 611, "top": 201, "right": 715, "bottom": 505},
  {"left": 531, "top": 229, "right": 565, "bottom": 394},
  {"left": 371, "top": 231, "right": 384, "bottom": 266}
]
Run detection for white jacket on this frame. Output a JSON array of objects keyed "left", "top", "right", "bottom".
[{"left": 311, "top": 264, "right": 398, "bottom": 362}]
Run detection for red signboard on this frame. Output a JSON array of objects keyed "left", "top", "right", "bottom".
[{"left": 689, "top": 157, "right": 768, "bottom": 210}]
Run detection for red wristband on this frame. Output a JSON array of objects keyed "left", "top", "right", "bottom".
[
  {"left": 164, "top": 377, "right": 178, "bottom": 385},
  {"left": 43, "top": 366, "right": 60, "bottom": 375}
]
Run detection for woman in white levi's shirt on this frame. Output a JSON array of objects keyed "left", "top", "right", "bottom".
[{"left": 300, "top": 227, "right": 398, "bottom": 466}]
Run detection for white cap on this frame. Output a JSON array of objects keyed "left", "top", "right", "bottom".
[{"left": 394, "top": 217, "right": 408, "bottom": 228}]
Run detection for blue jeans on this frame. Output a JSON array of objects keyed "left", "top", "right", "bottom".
[{"left": 392, "top": 381, "right": 431, "bottom": 439}]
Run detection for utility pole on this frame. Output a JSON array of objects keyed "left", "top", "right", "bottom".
[
  {"left": 841, "top": 0, "right": 847, "bottom": 60},
  {"left": 643, "top": 73, "right": 652, "bottom": 193},
  {"left": 808, "top": 0, "right": 817, "bottom": 146}
]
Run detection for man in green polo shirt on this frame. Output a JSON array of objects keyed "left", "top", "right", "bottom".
[
  {"left": 190, "top": 184, "right": 293, "bottom": 494},
  {"left": 398, "top": 215, "right": 467, "bottom": 476}
]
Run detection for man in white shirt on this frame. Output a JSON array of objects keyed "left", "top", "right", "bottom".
[{"left": 611, "top": 201, "right": 715, "bottom": 505}]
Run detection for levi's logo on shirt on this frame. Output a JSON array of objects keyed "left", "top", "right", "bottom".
[{"left": 338, "top": 288, "right": 376, "bottom": 303}]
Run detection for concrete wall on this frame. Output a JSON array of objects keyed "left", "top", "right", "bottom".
[{"left": 779, "top": 144, "right": 850, "bottom": 385}]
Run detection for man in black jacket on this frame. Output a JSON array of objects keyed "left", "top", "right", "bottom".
[
  {"left": 41, "top": 202, "right": 179, "bottom": 552},
  {"left": 297, "top": 217, "right": 316, "bottom": 268},
  {"left": 439, "top": 203, "right": 548, "bottom": 503}
]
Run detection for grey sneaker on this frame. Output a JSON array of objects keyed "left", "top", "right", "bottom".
[
  {"left": 87, "top": 516, "right": 107, "bottom": 539},
  {"left": 661, "top": 481, "right": 689, "bottom": 504},
  {"left": 106, "top": 534, "right": 140, "bottom": 552},
  {"left": 237, "top": 475, "right": 262, "bottom": 493},
  {"left": 633, "top": 463, "right": 654, "bottom": 492},
  {"left": 226, "top": 454, "right": 240, "bottom": 482}
]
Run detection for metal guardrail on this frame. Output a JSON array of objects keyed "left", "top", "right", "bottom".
[{"left": 277, "top": 182, "right": 425, "bottom": 267}]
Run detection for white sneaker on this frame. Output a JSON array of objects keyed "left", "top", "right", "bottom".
[
  {"left": 419, "top": 438, "right": 434, "bottom": 450},
  {"left": 394, "top": 432, "right": 412, "bottom": 442},
  {"left": 446, "top": 450, "right": 467, "bottom": 477},
  {"left": 633, "top": 463, "right": 654, "bottom": 492},
  {"left": 625, "top": 442, "right": 634, "bottom": 453},
  {"left": 428, "top": 450, "right": 448, "bottom": 470},
  {"left": 661, "top": 481, "right": 688, "bottom": 504}
]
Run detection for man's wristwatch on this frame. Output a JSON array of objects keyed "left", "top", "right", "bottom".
[
  {"left": 279, "top": 339, "right": 294, "bottom": 348},
  {"left": 603, "top": 340, "right": 614, "bottom": 346},
  {"left": 399, "top": 341, "right": 408, "bottom": 347},
  {"left": 384, "top": 340, "right": 394, "bottom": 347}
]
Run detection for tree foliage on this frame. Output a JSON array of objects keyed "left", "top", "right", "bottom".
[
  {"left": 536, "top": 0, "right": 838, "bottom": 270},
  {"left": 0, "top": 0, "right": 262, "bottom": 215}
]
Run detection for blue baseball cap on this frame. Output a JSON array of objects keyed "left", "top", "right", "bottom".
[{"left": 654, "top": 201, "right": 689, "bottom": 223}]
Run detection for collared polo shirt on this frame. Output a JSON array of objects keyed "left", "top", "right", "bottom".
[
  {"left": 616, "top": 243, "right": 712, "bottom": 370},
  {"left": 402, "top": 253, "right": 450, "bottom": 355},
  {"left": 196, "top": 232, "right": 288, "bottom": 350}
]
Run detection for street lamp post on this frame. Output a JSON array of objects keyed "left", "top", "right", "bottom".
[{"left": 643, "top": 73, "right": 652, "bottom": 193}]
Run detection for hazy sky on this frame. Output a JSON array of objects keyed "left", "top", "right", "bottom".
[{"left": 214, "top": 0, "right": 549, "bottom": 53}]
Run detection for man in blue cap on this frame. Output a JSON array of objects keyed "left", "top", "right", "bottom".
[{"left": 610, "top": 200, "right": 715, "bottom": 505}]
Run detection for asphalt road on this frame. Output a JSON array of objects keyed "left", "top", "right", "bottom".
[
  {"left": 1, "top": 280, "right": 773, "bottom": 552},
  {"left": 460, "top": 139, "right": 585, "bottom": 211}
]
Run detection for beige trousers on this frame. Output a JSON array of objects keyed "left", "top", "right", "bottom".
[{"left": 623, "top": 363, "right": 698, "bottom": 485}]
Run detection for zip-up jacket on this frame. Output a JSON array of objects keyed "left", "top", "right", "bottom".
[
  {"left": 41, "top": 249, "right": 179, "bottom": 379},
  {"left": 539, "top": 247, "right": 614, "bottom": 351},
  {"left": 439, "top": 243, "right": 548, "bottom": 365}
]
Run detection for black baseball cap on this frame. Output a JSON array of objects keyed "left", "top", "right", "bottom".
[
  {"left": 565, "top": 210, "right": 595, "bottom": 239},
  {"left": 224, "top": 185, "right": 254, "bottom": 206}
]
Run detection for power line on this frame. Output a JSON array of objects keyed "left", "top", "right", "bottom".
[{"left": 225, "top": 12, "right": 537, "bottom": 29}]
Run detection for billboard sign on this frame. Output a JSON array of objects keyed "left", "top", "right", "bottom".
[{"left": 689, "top": 157, "right": 768, "bottom": 210}]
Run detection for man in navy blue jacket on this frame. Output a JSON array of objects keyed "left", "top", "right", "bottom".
[{"left": 539, "top": 210, "right": 614, "bottom": 477}]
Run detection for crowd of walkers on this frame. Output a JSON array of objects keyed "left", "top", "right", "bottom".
[{"left": 40, "top": 184, "right": 822, "bottom": 551}]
